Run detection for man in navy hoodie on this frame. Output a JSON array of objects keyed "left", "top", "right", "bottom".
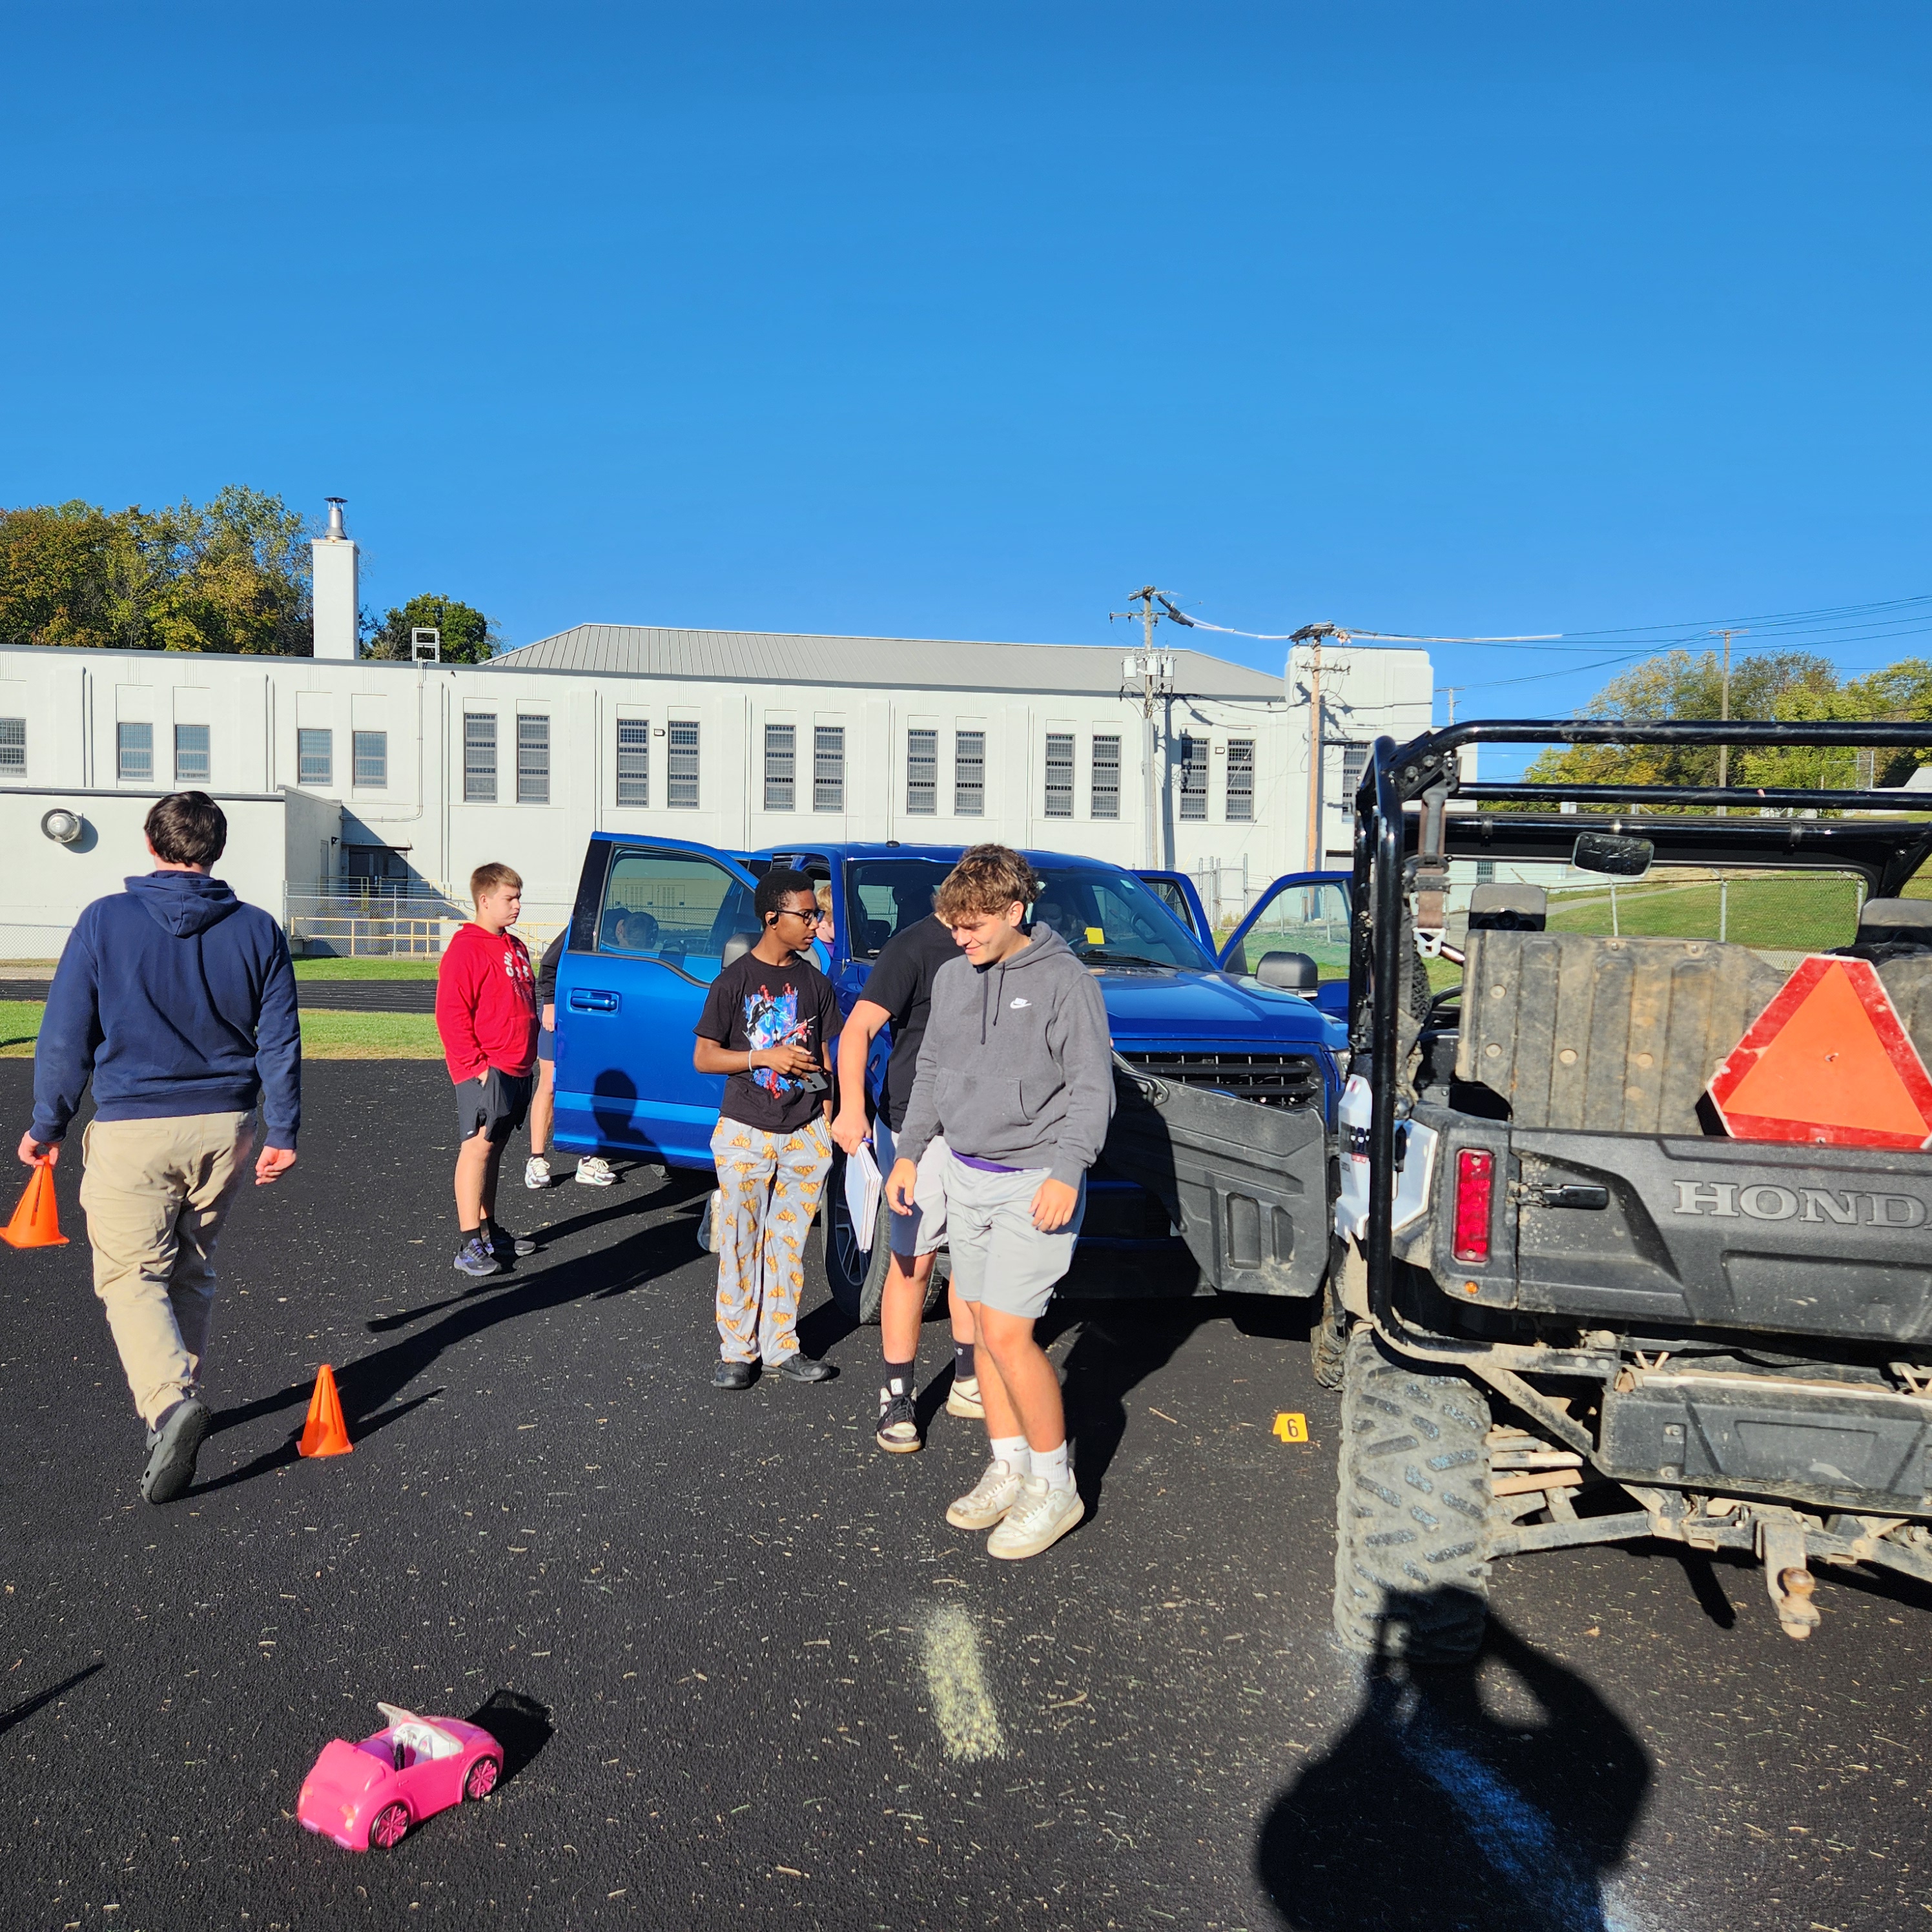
[{"left": 15, "top": 792, "right": 301, "bottom": 1505}]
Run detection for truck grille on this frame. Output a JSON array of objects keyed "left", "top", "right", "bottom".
[{"left": 1117, "top": 1051, "right": 1324, "bottom": 1110}]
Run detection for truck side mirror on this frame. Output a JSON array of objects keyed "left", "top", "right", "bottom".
[
  {"left": 1256, "top": 950, "right": 1320, "bottom": 992},
  {"left": 1571, "top": 830, "right": 1654, "bottom": 878}
]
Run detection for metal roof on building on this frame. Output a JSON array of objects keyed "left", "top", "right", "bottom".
[{"left": 479, "top": 623, "right": 1285, "bottom": 700}]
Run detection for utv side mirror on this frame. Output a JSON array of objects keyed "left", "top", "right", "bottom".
[
  {"left": 1570, "top": 830, "right": 1654, "bottom": 879},
  {"left": 1256, "top": 950, "right": 1320, "bottom": 992}
]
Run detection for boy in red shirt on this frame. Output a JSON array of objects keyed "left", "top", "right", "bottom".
[{"left": 435, "top": 862, "right": 540, "bottom": 1278}]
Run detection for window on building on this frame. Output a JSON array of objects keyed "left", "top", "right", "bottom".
[
  {"left": 955, "top": 730, "right": 985, "bottom": 816},
  {"left": 1475, "top": 859, "right": 1497, "bottom": 884},
  {"left": 763, "top": 724, "right": 796, "bottom": 811},
  {"left": 463, "top": 714, "right": 496, "bottom": 802},
  {"left": 173, "top": 723, "right": 210, "bottom": 785},
  {"left": 616, "top": 719, "right": 650, "bottom": 807},
  {"left": 517, "top": 714, "right": 550, "bottom": 805},
  {"left": 905, "top": 728, "right": 937, "bottom": 814},
  {"left": 1178, "top": 735, "right": 1208, "bottom": 820},
  {"left": 352, "top": 730, "right": 387, "bottom": 788},
  {"left": 1226, "top": 737, "right": 1255, "bottom": 821},
  {"left": 1043, "top": 733, "right": 1074, "bottom": 817},
  {"left": 1339, "top": 742, "right": 1368, "bottom": 808},
  {"left": 1091, "top": 734, "right": 1120, "bottom": 819},
  {"left": 667, "top": 721, "right": 700, "bottom": 808},
  {"left": 118, "top": 722, "right": 154, "bottom": 784},
  {"left": 0, "top": 717, "right": 23, "bottom": 776},
  {"left": 814, "top": 725, "right": 844, "bottom": 812},
  {"left": 294, "top": 727, "right": 331, "bottom": 787}
]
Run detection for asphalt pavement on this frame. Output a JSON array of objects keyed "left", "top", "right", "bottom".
[{"left": 1, "top": 1059, "right": 1928, "bottom": 1932}]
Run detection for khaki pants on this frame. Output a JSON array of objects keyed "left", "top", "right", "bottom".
[{"left": 79, "top": 1113, "right": 254, "bottom": 1428}]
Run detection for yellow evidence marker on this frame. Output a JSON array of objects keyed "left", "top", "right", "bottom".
[{"left": 1273, "top": 1412, "right": 1308, "bottom": 1443}]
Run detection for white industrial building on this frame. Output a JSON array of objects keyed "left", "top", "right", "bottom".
[{"left": 0, "top": 510, "right": 1432, "bottom": 957}]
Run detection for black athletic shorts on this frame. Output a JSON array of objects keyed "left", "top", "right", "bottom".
[{"left": 456, "top": 1067, "right": 535, "bottom": 1144}]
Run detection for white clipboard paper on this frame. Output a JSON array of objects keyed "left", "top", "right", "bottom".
[{"left": 845, "top": 1142, "right": 883, "bottom": 1252}]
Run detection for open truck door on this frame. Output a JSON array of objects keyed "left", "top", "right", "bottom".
[
  {"left": 1134, "top": 870, "right": 1214, "bottom": 949},
  {"left": 552, "top": 835, "right": 763, "bottom": 1170},
  {"left": 1219, "top": 871, "right": 1352, "bottom": 1020}
]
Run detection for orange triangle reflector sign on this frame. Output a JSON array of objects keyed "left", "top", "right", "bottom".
[{"left": 1709, "top": 955, "right": 1932, "bottom": 1149}]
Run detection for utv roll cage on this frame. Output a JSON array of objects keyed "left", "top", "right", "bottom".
[{"left": 1349, "top": 717, "right": 1932, "bottom": 1381}]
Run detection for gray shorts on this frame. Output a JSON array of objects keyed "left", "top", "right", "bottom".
[
  {"left": 943, "top": 1153, "right": 1085, "bottom": 1322},
  {"left": 874, "top": 1121, "right": 949, "bottom": 1260}
]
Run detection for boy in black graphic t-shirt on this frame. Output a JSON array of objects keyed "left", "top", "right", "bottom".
[{"left": 693, "top": 870, "right": 842, "bottom": 1389}]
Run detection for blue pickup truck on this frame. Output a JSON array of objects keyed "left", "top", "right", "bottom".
[{"left": 552, "top": 835, "right": 1350, "bottom": 1319}]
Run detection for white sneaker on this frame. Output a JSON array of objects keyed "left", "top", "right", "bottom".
[
  {"left": 524, "top": 1156, "right": 551, "bottom": 1190},
  {"left": 987, "top": 1476, "right": 1085, "bottom": 1560},
  {"left": 946, "top": 1373, "right": 985, "bottom": 1419},
  {"left": 945, "top": 1458, "right": 1025, "bottom": 1530},
  {"left": 574, "top": 1156, "right": 616, "bottom": 1187},
  {"left": 696, "top": 1190, "right": 721, "bottom": 1253}
]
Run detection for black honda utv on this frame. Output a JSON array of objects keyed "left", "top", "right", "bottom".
[{"left": 1328, "top": 717, "right": 1932, "bottom": 1661}]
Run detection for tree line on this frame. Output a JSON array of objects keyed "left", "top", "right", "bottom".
[
  {"left": 1525, "top": 647, "right": 1932, "bottom": 793},
  {"left": 0, "top": 489, "right": 498, "bottom": 662}
]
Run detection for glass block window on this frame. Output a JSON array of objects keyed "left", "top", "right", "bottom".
[
  {"left": 954, "top": 730, "right": 985, "bottom": 816},
  {"left": 764, "top": 724, "right": 796, "bottom": 811},
  {"left": 1339, "top": 741, "right": 1368, "bottom": 807},
  {"left": 352, "top": 730, "right": 387, "bottom": 788},
  {"left": 1044, "top": 732, "right": 1074, "bottom": 817},
  {"left": 668, "top": 721, "right": 699, "bottom": 808},
  {"left": 118, "top": 721, "right": 154, "bottom": 784},
  {"left": 616, "top": 719, "right": 650, "bottom": 807},
  {"left": 463, "top": 714, "right": 497, "bottom": 803},
  {"left": 173, "top": 723, "right": 210, "bottom": 785},
  {"left": 295, "top": 727, "right": 331, "bottom": 787},
  {"left": 1091, "top": 734, "right": 1120, "bottom": 819},
  {"left": 906, "top": 729, "right": 937, "bottom": 814},
  {"left": 814, "top": 725, "right": 844, "bottom": 812},
  {"left": 1226, "top": 737, "right": 1255, "bottom": 821},
  {"left": 517, "top": 714, "right": 550, "bottom": 805},
  {"left": 0, "top": 717, "right": 23, "bottom": 775},
  {"left": 1178, "top": 734, "right": 1208, "bottom": 820}
]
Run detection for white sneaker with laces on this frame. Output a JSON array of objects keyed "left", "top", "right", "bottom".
[
  {"left": 945, "top": 1458, "right": 1025, "bottom": 1530},
  {"left": 987, "top": 1476, "right": 1085, "bottom": 1560},
  {"left": 946, "top": 1373, "right": 985, "bottom": 1419},
  {"left": 524, "top": 1155, "right": 551, "bottom": 1190},
  {"left": 574, "top": 1156, "right": 616, "bottom": 1187}
]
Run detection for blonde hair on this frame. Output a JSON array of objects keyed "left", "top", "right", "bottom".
[
  {"left": 815, "top": 881, "right": 834, "bottom": 916},
  {"left": 470, "top": 861, "right": 522, "bottom": 902},
  {"left": 935, "top": 844, "right": 1037, "bottom": 923}
]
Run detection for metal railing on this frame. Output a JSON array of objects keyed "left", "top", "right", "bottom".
[{"left": 285, "top": 889, "right": 572, "bottom": 960}]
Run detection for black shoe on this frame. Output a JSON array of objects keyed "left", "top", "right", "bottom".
[
  {"left": 486, "top": 1224, "right": 537, "bottom": 1259},
  {"left": 876, "top": 1386, "right": 922, "bottom": 1453},
  {"left": 768, "top": 1354, "right": 835, "bottom": 1384},
  {"left": 714, "top": 1359, "right": 756, "bottom": 1390},
  {"left": 454, "top": 1234, "right": 501, "bottom": 1278},
  {"left": 141, "top": 1399, "right": 211, "bottom": 1505}
]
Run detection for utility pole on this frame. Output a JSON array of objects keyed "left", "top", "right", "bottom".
[
  {"left": 1435, "top": 686, "right": 1463, "bottom": 726},
  {"left": 1710, "top": 628, "right": 1748, "bottom": 799},
  {"left": 1111, "top": 587, "right": 1179, "bottom": 868},
  {"left": 1292, "top": 623, "right": 1344, "bottom": 872}
]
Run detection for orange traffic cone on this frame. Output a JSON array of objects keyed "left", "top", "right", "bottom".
[
  {"left": 0, "top": 1162, "right": 68, "bottom": 1248},
  {"left": 297, "top": 1364, "right": 353, "bottom": 1458}
]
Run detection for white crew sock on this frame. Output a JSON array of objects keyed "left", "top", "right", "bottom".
[
  {"left": 990, "top": 1434, "right": 1031, "bottom": 1475},
  {"left": 1033, "top": 1441, "right": 1073, "bottom": 1492}
]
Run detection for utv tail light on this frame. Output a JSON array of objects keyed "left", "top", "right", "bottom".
[{"left": 1452, "top": 1149, "right": 1494, "bottom": 1263}]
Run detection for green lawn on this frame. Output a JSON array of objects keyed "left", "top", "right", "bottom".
[
  {"left": 1547, "top": 873, "right": 1863, "bottom": 952},
  {"left": 0, "top": 1000, "right": 442, "bottom": 1060},
  {"left": 293, "top": 957, "right": 441, "bottom": 980}
]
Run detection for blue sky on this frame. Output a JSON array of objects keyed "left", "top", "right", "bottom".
[{"left": 5, "top": 4, "right": 1931, "bottom": 765}]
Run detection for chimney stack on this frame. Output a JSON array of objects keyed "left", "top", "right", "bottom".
[{"left": 311, "top": 497, "right": 359, "bottom": 661}]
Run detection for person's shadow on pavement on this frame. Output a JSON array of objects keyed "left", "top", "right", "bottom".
[{"left": 1256, "top": 1588, "right": 1650, "bottom": 1932}]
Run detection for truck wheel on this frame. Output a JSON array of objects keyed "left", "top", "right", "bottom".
[
  {"left": 1333, "top": 1329, "right": 1492, "bottom": 1663},
  {"left": 821, "top": 1149, "right": 951, "bottom": 1325}
]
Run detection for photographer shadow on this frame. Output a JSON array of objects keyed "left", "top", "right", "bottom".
[{"left": 1257, "top": 1589, "right": 1650, "bottom": 1932}]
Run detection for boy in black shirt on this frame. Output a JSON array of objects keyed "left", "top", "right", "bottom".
[
  {"left": 693, "top": 870, "right": 842, "bottom": 1389},
  {"left": 833, "top": 896, "right": 980, "bottom": 1453}
]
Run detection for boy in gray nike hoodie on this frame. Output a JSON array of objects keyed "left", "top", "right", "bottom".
[{"left": 887, "top": 845, "right": 1113, "bottom": 1560}]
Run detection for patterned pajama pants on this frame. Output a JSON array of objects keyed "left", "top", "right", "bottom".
[{"left": 710, "top": 1115, "right": 832, "bottom": 1364}]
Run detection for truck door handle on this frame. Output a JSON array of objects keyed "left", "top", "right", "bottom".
[
  {"left": 1537, "top": 1184, "right": 1608, "bottom": 1209},
  {"left": 569, "top": 989, "right": 620, "bottom": 1013}
]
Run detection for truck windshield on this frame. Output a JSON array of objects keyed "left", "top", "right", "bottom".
[{"left": 845, "top": 858, "right": 1215, "bottom": 970}]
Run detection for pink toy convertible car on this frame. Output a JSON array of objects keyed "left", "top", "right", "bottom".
[{"left": 298, "top": 1703, "right": 502, "bottom": 1850}]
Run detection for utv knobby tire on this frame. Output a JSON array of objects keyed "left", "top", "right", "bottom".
[
  {"left": 1333, "top": 1329, "right": 1492, "bottom": 1662},
  {"left": 1310, "top": 1265, "right": 1348, "bottom": 1393},
  {"left": 823, "top": 1146, "right": 949, "bottom": 1326}
]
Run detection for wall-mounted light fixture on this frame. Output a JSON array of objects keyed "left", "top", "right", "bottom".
[{"left": 41, "top": 808, "right": 84, "bottom": 845}]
